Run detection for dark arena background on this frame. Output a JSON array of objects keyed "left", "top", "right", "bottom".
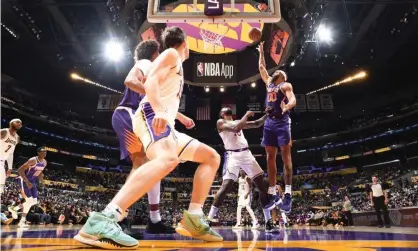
[{"left": 1, "top": 0, "right": 418, "bottom": 250}]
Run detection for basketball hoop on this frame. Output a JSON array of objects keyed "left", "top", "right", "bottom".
[{"left": 199, "top": 23, "right": 229, "bottom": 53}]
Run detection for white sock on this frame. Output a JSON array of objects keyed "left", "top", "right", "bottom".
[
  {"left": 188, "top": 203, "right": 203, "bottom": 215},
  {"left": 268, "top": 186, "right": 277, "bottom": 195},
  {"left": 20, "top": 216, "right": 26, "bottom": 223},
  {"left": 103, "top": 203, "right": 124, "bottom": 222},
  {"left": 285, "top": 185, "right": 292, "bottom": 195},
  {"left": 263, "top": 208, "right": 271, "bottom": 222},
  {"left": 150, "top": 210, "right": 161, "bottom": 223},
  {"left": 208, "top": 206, "right": 219, "bottom": 219},
  {"left": 281, "top": 212, "right": 288, "bottom": 224}
]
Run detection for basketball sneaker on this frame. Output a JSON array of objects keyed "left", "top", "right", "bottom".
[
  {"left": 264, "top": 194, "right": 281, "bottom": 211},
  {"left": 74, "top": 212, "right": 138, "bottom": 249},
  {"left": 175, "top": 211, "right": 223, "bottom": 242},
  {"left": 146, "top": 220, "right": 176, "bottom": 234},
  {"left": 265, "top": 219, "right": 279, "bottom": 233},
  {"left": 207, "top": 215, "right": 219, "bottom": 223},
  {"left": 233, "top": 223, "right": 243, "bottom": 229},
  {"left": 251, "top": 222, "right": 261, "bottom": 229},
  {"left": 119, "top": 218, "right": 143, "bottom": 240},
  {"left": 281, "top": 193, "right": 292, "bottom": 213},
  {"left": 18, "top": 221, "right": 30, "bottom": 228},
  {"left": 8, "top": 206, "right": 18, "bottom": 219}
]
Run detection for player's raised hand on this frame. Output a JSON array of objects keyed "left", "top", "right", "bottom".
[
  {"left": 256, "top": 41, "right": 264, "bottom": 53},
  {"left": 152, "top": 112, "right": 169, "bottom": 136},
  {"left": 245, "top": 111, "right": 255, "bottom": 117}
]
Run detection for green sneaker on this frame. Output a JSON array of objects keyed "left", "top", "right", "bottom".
[
  {"left": 74, "top": 212, "right": 138, "bottom": 249},
  {"left": 175, "top": 211, "right": 223, "bottom": 242}
]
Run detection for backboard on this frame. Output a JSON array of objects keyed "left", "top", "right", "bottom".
[{"left": 147, "top": 0, "right": 281, "bottom": 24}]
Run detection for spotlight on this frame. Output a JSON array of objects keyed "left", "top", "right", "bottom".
[
  {"left": 317, "top": 24, "right": 332, "bottom": 43},
  {"left": 70, "top": 73, "right": 122, "bottom": 94},
  {"left": 105, "top": 40, "right": 124, "bottom": 61},
  {"left": 220, "top": 87, "right": 225, "bottom": 92},
  {"left": 71, "top": 73, "right": 80, "bottom": 79},
  {"left": 290, "top": 61, "right": 295, "bottom": 67},
  {"left": 251, "top": 82, "right": 256, "bottom": 88},
  {"left": 205, "top": 86, "right": 210, "bottom": 92}
]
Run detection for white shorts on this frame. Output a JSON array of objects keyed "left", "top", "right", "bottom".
[
  {"left": 222, "top": 150, "right": 263, "bottom": 181},
  {"left": 238, "top": 194, "right": 252, "bottom": 207},
  {"left": 0, "top": 160, "right": 5, "bottom": 186},
  {"left": 132, "top": 104, "right": 200, "bottom": 162}
]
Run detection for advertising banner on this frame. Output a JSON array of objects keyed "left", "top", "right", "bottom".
[
  {"left": 193, "top": 54, "right": 237, "bottom": 83},
  {"left": 353, "top": 207, "right": 418, "bottom": 227}
]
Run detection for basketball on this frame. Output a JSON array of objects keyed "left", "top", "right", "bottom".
[{"left": 249, "top": 27, "right": 262, "bottom": 42}]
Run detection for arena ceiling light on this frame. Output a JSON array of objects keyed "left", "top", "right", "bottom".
[
  {"left": 251, "top": 82, "right": 256, "bottom": 88},
  {"left": 316, "top": 24, "right": 332, "bottom": 43},
  {"left": 204, "top": 86, "right": 210, "bottom": 92},
  {"left": 220, "top": 86, "right": 225, "bottom": 92},
  {"left": 105, "top": 40, "right": 124, "bottom": 62},
  {"left": 306, "top": 71, "right": 367, "bottom": 95},
  {"left": 70, "top": 73, "right": 122, "bottom": 94}
]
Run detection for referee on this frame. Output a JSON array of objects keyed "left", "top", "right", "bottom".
[{"left": 369, "top": 175, "right": 390, "bottom": 228}]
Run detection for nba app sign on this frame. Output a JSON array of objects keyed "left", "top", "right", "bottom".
[{"left": 193, "top": 55, "right": 237, "bottom": 83}]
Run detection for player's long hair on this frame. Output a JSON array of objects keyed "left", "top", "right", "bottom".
[{"left": 161, "top": 26, "right": 186, "bottom": 49}]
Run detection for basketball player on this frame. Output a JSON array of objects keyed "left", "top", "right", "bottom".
[
  {"left": 75, "top": 27, "right": 222, "bottom": 249},
  {"left": 112, "top": 40, "right": 178, "bottom": 236},
  {"left": 0, "top": 118, "right": 22, "bottom": 194},
  {"left": 235, "top": 170, "right": 259, "bottom": 229},
  {"left": 258, "top": 42, "right": 296, "bottom": 213},
  {"left": 208, "top": 108, "right": 280, "bottom": 232},
  {"left": 16, "top": 147, "right": 47, "bottom": 227}
]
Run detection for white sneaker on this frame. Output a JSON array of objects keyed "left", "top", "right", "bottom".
[
  {"left": 18, "top": 221, "right": 30, "bottom": 228},
  {"left": 252, "top": 222, "right": 260, "bottom": 229},
  {"left": 8, "top": 206, "right": 18, "bottom": 219},
  {"left": 233, "top": 224, "right": 243, "bottom": 229}
]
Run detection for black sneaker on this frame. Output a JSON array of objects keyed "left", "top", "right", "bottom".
[
  {"left": 119, "top": 218, "right": 143, "bottom": 240},
  {"left": 385, "top": 225, "right": 391, "bottom": 228},
  {"left": 378, "top": 225, "right": 384, "bottom": 228},
  {"left": 265, "top": 219, "right": 279, "bottom": 233},
  {"left": 146, "top": 220, "right": 176, "bottom": 234}
]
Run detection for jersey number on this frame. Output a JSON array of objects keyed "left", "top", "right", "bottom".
[
  {"left": 4, "top": 145, "right": 11, "bottom": 153},
  {"left": 267, "top": 92, "right": 277, "bottom": 102}
]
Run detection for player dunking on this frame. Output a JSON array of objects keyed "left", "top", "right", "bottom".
[
  {"left": 0, "top": 118, "right": 22, "bottom": 194},
  {"left": 258, "top": 42, "right": 296, "bottom": 213},
  {"left": 16, "top": 147, "right": 47, "bottom": 227},
  {"left": 208, "top": 108, "right": 280, "bottom": 232},
  {"left": 112, "top": 40, "right": 178, "bottom": 236},
  {"left": 75, "top": 27, "right": 222, "bottom": 249},
  {"left": 235, "top": 170, "right": 259, "bottom": 229}
]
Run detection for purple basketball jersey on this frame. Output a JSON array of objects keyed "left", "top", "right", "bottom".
[
  {"left": 118, "top": 87, "right": 144, "bottom": 110},
  {"left": 265, "top": 82, "right": 290, "bottom": 122}
]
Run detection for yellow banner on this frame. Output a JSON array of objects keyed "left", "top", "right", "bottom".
[{"left": 44, "top": 180, "right": 78, "bottom": 189}]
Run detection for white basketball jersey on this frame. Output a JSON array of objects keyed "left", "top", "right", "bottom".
[
  {"left": 140, "top": 57, "right": 183, "bottom": 126},
  {"left": 219, "top": 122, "right": 249, "bottom": 150},
  {"left": 136, "top": 59, "right": 152, "bottom": 76},
  {"left": 238, "top": 176, "right": 250, "bottom": 197},
  {"left": 0, "top": 129, "right": 18, "bottom": 161}
]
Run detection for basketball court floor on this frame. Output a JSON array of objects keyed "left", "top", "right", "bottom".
[{"left": 1, "top": 225, "right": 418, "bottom": 250}]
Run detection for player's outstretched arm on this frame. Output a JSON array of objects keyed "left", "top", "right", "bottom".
[
  {"left": 217, "top": 111, "right": 255, "bottom": 133},
  {"left": 176, "top": 112, "right": 195, "bottom": 129},
  {"left": 280, "top": 82, "right": 297, "bottom": 113},
  {"left": 257, "top": 42, "right": 271, "bottom": 85},
  {"left": 144, "top": 49, "right": 178, "bottom": 114},
  {"left": 124, "top": 62, "right": 149, "bottom": 94},
  {"left": 243, "top": 114, "right": 267, "bottom": 129}
]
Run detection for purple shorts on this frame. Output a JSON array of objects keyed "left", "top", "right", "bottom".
[
  {"left": 112, "top": 107, "right": 143, "bottom": 161},
  {"left": 139, "top": 102, "right": 173, "bottom": 151},
  {"left": 261, "top": 117, "right": 292, "bottom": 148},
  {"left": 19, "top": 178, "right": 37, "bottom": 198}
]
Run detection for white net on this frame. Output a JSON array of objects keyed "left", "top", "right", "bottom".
[{"left": 199, "top": 28, "right": 225, "bottom": 52}]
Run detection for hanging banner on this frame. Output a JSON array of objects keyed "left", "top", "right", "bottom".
[
  {"left": 295, "top": 94, "right": 307, "bottom": 111},
  {"left": 246, "top": 95, "right": 262, "bottom": 112},
  {"left": 97, "top": 94, "right": 121, "bottom": 111},
  {"left": 179, "top": 95, "right": 186, "bottom": 112},
  {"left": 306, "top": 93, "right": 320, "bottom": 111},
  {"left": 320, "top": 94, "right": 334, "bottom": 111},
  {"left": 193, "top": 54, "right": 237, "bottom": 83}
]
